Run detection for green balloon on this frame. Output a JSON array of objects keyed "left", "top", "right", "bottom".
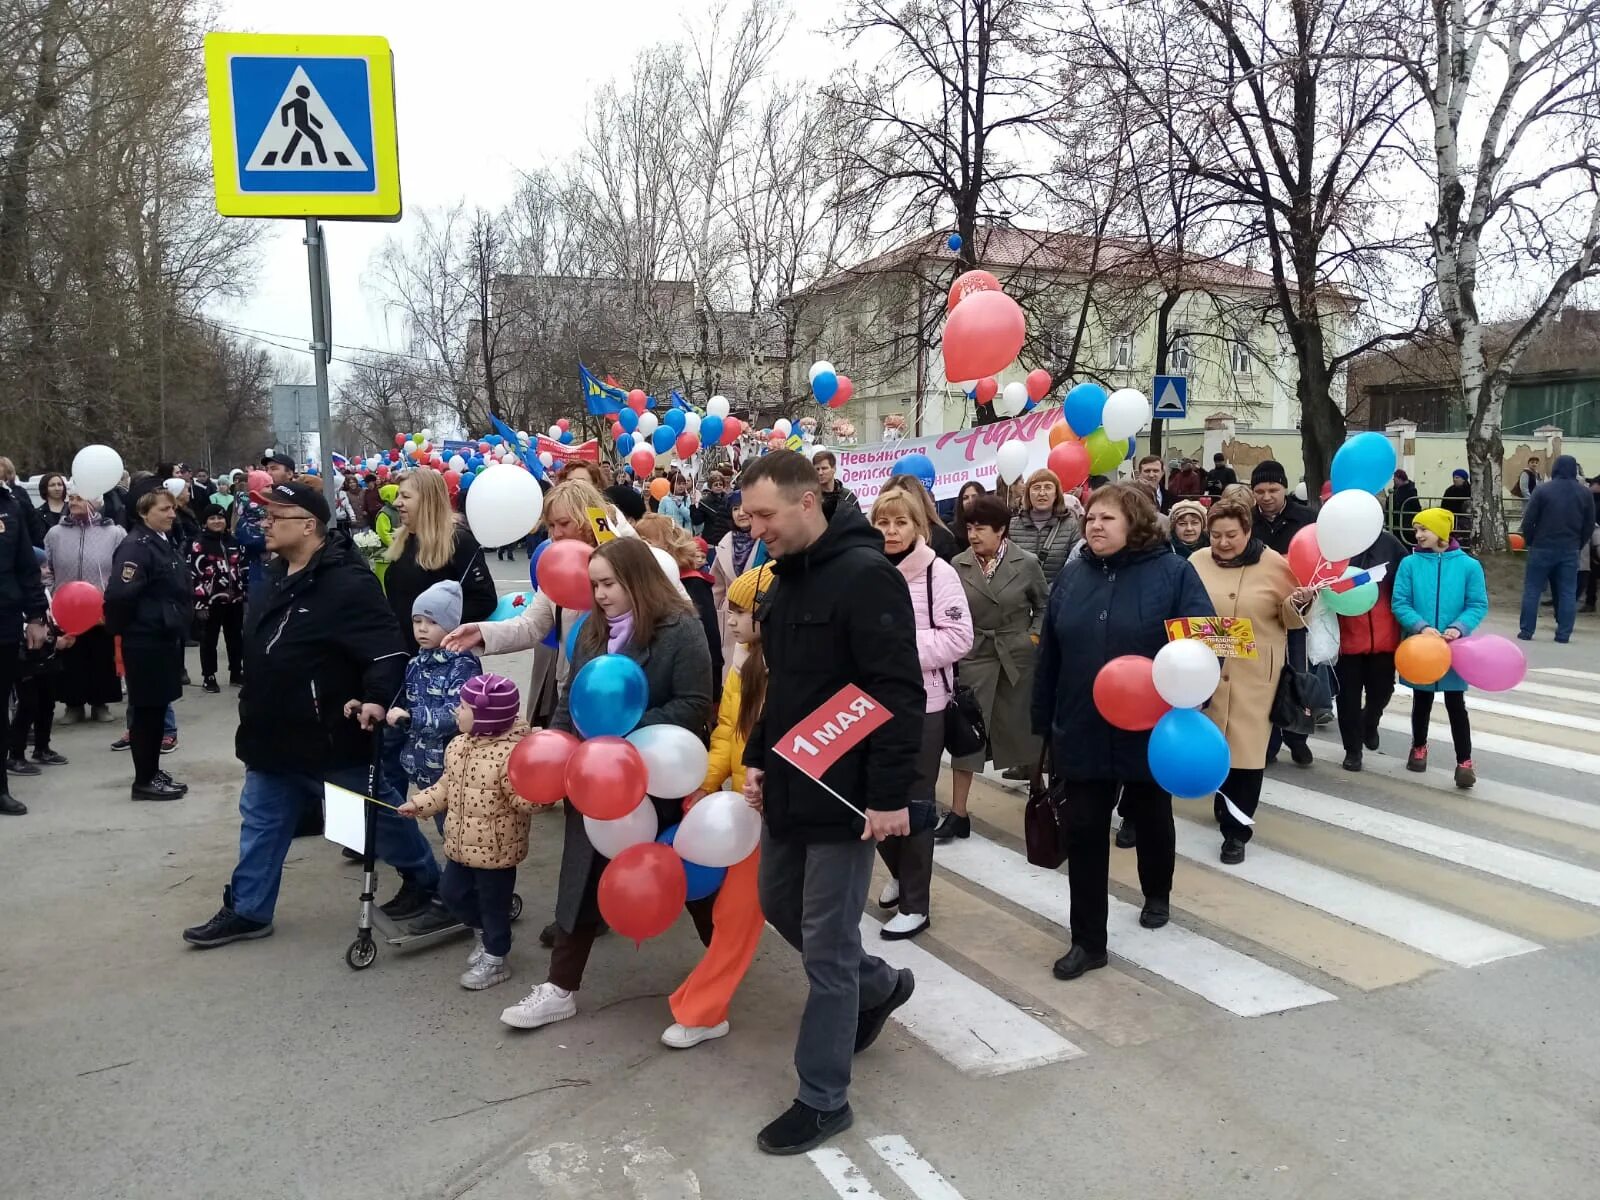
[
  {"left": 1323, "top": 581, "right": 1379, "bottom": 616},
  {"left": 1085, "top": 428, "right": 1124, "bottom": 474}
]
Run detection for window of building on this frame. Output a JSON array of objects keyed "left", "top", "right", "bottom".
[
  {"left": 1231, "top": 338, "right": 1253, "bottom": 375},
  {"left": 1110, "top": 331, "right": 1134, "bottom": 370},
  {"left": 1167, "top": 327, "right": 1193, "bottom": 375}
]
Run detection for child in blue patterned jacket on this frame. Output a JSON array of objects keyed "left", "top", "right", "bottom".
[{"left": 387, "top": 580, "right": 482, "bottom": 831}]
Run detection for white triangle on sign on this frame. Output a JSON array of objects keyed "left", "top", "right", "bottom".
[
  {"left": 1155, "top": 380, "right": 1184, "bottom": 414},
  {"left": 244, "top": 66, "right": 368, "bottom": 172}
]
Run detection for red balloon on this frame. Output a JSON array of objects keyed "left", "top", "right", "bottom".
[
  {"left": 565, "top": 736, "right": 649, "bottom": 821},
  {"left": 536, "top": 539, "right": 594, "bottom": 609},
  {"left": 611, "top": 420, "right": 626, "bottom": 440},
  {"left": 942, "top": 290, "right": 1026, "bottom": 382},
  {"left": 443, "top": 468, "right": 461, "bottom": 486},
  {"left": 598, "top": 842, "right": 688, "bottom": 945},
  {"left": 947, "top": 269, "right": 1003, "bottom": 314},
  {"left": 1046, "top": 441, "right": 1091, "bottom": 491},
  {"left": 1093, "top": 656, "right": 1170, "bottom": 731},
  {"left": 394, "top": 432, "right": 406, "bottom": 447},
  {"left": 1025, "top": 368, "right": 1053, "bottom": 402},
  {"left": 388, "top": 449, "right": 399, "bottom": 462},
  {"left": 557, "top": 418, "right": 570, "bottom": 431},
  {"left": 833, "top": 376, "right": 854, "bottom": 406},
  {"left": 675, "top": 431, "right": 700, "bottom": 458},
  {"left": 52, "top": 580, "right": 104, "bottom": 636},
  {"left": 508, "top": 729, "right": 580, "bottom": 807},
  {"left": 974, "top": 377, "right": 999, "bottom": 404},
  {"left": 478, "top": 441, "right": 491, "bottom": 453},
  {"left": 720, "top": 417, "right": 743, "bottom": 445},
  {"left": 629, "top": 447, "right": 656, "bottom": 478},
  {"left": 1287, "top": 524, "right": 1346, "bottom": 586},
  {"left": 627, "top": 388, "right": 648, "bottom": 413}
]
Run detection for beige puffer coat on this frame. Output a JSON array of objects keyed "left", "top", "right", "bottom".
[{"left": 409, "top": 719, "right": 545, "bottom": 869}]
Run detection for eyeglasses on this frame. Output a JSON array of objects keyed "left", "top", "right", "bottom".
[{"left": 262, "top": 511, "right": 316, "bottom": 526}]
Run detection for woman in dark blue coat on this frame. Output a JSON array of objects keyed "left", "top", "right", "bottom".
[{"left": 1032, "top": 482, "right": 1213, "bottom": 981}]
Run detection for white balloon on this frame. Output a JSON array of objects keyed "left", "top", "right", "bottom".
[
  {"left": 649, "top": 545, "right": 679, "bottom": 588},
  {"left": 998, "top": 381, "right": 1028, "bottom": 417},
  {"left": 1293, "top": 482, "right": 1309, "bottom": 502},
  {"left": 636, "top": 411, "right": 659, "bottom": 438},
  {"left": 1151, "top": 638, "right": 1222, "bottom": 708},
  {"left": 163, "top": 477, "right": 186, "bottom": 499},
  {"left": 549, "top": 424, "right": 562, "bottom": 439},
  {"left": 995, "top": 440, "right": 1030, "bottom": 484},
  {"left": 774, "top": 418, "right": 792, "bottom": 437},
  {"left": 70, "top": 445, "right": 123, "bottom": 498},
  {"left": 1316, "top": 489, "right": 1384, "bottom": 560},
  {"left": 464, "top": 462, "right": 544, "bottom": 548},
  {"left": 421, "top": 427, "right": 433, "bottom": 440},
  {"left": 674, "top": 790, "right": 762, "bottom": 868},
  {"left": 684, "top": 412, "right": 701, "bottom": 436},
  {"left": 539, "top": 451, "right": 554, "bottom": 468},
  {"left": 808, "top": 360, "right": 835, "bottom": 383},
  {"left": 626, "top": 725, "right": 710, "bottom": 799},
  {"left": 583, "top": 798, "right": 659, "bottom": 859},
  {"left": 707, "top": 395, "right": 731, "bottom": 418},
  {"left": 1102, "top": 388, "right": 1150, "bottom": 440},
  {"left": 448, "top": 454, "right": 466, "bottom": 472}
]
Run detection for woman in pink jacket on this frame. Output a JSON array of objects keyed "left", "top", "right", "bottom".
[{"left": 869, "top": 485, "right": 973, "bottom": 939}]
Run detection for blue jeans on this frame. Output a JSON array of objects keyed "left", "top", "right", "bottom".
[
  {"left": 228, "top": 763, "right": 440, "bottom": 924},
  {"left": 126, "top": 704, "right": 176, "bottom": 736},
  {"left": 1520, "top": 545, "right": 1579, "bottom": 640}
]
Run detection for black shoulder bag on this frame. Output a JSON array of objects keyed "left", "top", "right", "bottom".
[
  {"left": 1024, "top": 746, "right": 1070, "bottom": 869},
  {"left": 925, "top": 564, "right": 987, "bottom": 758}
]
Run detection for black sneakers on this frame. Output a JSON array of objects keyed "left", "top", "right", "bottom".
[
  {"left": 202, "top": 676, "right": 221, "bottom": 694},
  {"left": 379, "top": 877, "right": 436, "bottom": 922},
  {"left": 855, "top": 967, "right": 915, "bottom": 1054},
  {"left": 32, "top": 750, "right": 67, "bottom": 767},
  {"left": 183, "top": 887, "right": 273, "bottom": 948},
  {"left": 1221, "top": 837, "right": 1246, "bottom": 865},
  {"left": 5, "top": 757, "right": 40, "bottom": 777},
  {"left": 132, "top": 777, "right": 185, "bottom": 801},
  {"left": 756, "top": 1100, "right": 854, "bottom": 1156}
]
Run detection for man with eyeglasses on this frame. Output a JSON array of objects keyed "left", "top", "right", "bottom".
[{"left": 183, "top": 482, "right": 442, "bottom": 947}]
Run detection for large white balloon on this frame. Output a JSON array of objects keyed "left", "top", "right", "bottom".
[
  {"left": 1102, "top": 388, "right": 1150, "bottom": 440},
  {"left": 69, "top": 445, "right": 124, "bottom": 498},
  {"left": 626, "top": 725, "right": 710, "bottom": 799},
  {"left": 464, "top": 462, "right": 544, "bottom": 548},
  {"left": 808, "top": 361, "right": 835, "bottom": 383},
  {"left": 548, "top": 424, "right": 562, "bottom": 439},
  {"left": 684, "top": 412, "right": 701, "bottom": 436},
  {"left": 995, "top": 440, "right": 1030, "bottom": 484},
  {"left": 997, "top": 381, "right": 1028, "bottom": 417},
  {"left": 1315, "top": 489, "right": 1384, "bottom": 560},
  {"left": 539, "top": 451, "right": 554, "bottom": 468},
  {"left": 636, "top": 411, "right": 659, "bottom": 438},
  {"left": 707, "top": 395, "right": 731, "bottom": 418},
  {"left": 1151, "top": 638, "right": 1222, "bottom": 709},
  {"left": 674, "top": 790, "right": 762, "bottom": 868},
  {"left": 773, "top": 418, "right": 792, "bottom": 437},
  {"left": 583, "top": 798, "right": 659, "bottom": 859}
]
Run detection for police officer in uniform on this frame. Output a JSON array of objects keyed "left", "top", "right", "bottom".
[
  {"left": 107, "top": 487, "right": 190, "bottom": 800},
  {"left": 0, "top": 476, "right": 49, "bottom": 815}
]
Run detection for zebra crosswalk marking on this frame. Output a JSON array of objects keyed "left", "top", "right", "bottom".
[
  {"left": 1377, "top": 712, "right": 1600, "bottom": 773},
  {"left": 1337, "top": 748, "right": 1600, "bottom": 834}
]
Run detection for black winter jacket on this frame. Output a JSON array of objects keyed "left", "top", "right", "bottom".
[
  {"left": 1032, "top": 542, "right": 1213, "bottom": 783},
  {"left": 1521, "top": 454, "right": 1597, "bottom": 553},
  {"left": 105, "top": 525, "right": 190, "bottom": 641},
  {"left": 742, "top": 506, "right": 926, "bottom": 842},
  {"left": 383, "top": 525, "right": 496, "bottom": 653},
  {"left": 237, "top": 535, "right": 409, "bottom": 774},
  {"left": 0, "top": 484, "right": 47, "bottom": 640},
  {"left": 1253, "top": 498, "right": 1315, "bottom": 556}
]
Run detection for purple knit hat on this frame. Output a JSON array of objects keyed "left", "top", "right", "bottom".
[{"left": 460, "top": 673, "right": 520, "bottom": 736}]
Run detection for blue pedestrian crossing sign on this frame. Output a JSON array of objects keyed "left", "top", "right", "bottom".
[
  {"left": 1152, "top": 374, "right": 1188, "bottom": 419},
  {"left": 204, "top": 33, "right": 402, "bottom": 220}
]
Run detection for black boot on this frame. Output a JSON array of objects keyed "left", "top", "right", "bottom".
[
  {"left": 1052, "top": 945, "right": 1108, "bottom": 980},
  {"left": 1114, "top": 819, "right": 1137, "bottom": 848},
  {"left": 202, "top": 675, "right": 220, "bottom": 694},
  {"left": 0, "top": 791, "right": 26, "bottom": 815},
  {"left": 932, "top": 810, "right": 970, "bottom": 842}
]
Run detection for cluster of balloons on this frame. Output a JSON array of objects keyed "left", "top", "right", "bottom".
[
  {"left": 608, "top": 389, "right": 747, "bottom": 478},
  {"left": 1094, "top": 639, "right": 1231, "bottom": 798},
  {"left": 965, "top": 367, "right": 1052, "bottom": 420},
  {"left": 809, "top": 361, "right": 855, "bottom": 409},
  {"left": 1034, "top": 382, "right": 1147, "bottom": 492},
  {"left": 1395, "top": 632, "right": 1527, "bottom": 691},
  {"left": 1275, "top": 431, "right": 1397, "bottom": 599}
]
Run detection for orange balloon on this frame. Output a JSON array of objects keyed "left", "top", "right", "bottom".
[
  {"left": 1508, "top": 532, "right": 1525, "bottom": 551},
  {"left": 649, "top": 478, "right": 670, "bottom": 500},
  {"left": 1048, "top": 421, "right": 1079, "bottom": 448},
  {"left": 1395, "top": 634, "right": 1452, "bottom": 686}
]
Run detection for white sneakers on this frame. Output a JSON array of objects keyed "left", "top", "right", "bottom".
[
  {"left": 878, "top": 879, "right": 901, "bottom": 908},
  {"left": 881, "top": 911, "right": 929, "bottom": 940},
  {"left": 461, "top": 953, "right": 510, "bottom": 990},
  {"left": 466, "top": 932, "right": 485, "bottom": 968},
  {"left": 660, "top": 1020, "right": 730, "bottom": 1049},
  {"left": 500, "top": 982, "right": 577, "bottom": 1029}
]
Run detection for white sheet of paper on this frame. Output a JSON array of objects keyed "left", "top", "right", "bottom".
[{"left": 323, "top": 782, "right": 370, "bottom": 853}]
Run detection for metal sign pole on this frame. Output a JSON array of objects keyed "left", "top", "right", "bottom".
[{"left": 304, "top": 217, "right": 338, "bottom": 520}]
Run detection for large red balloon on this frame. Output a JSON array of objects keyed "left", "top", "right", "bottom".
[
  {"left": 674, "top": 431, "right": 700, "bottom": 458},
  {"left": 1093, "top": 655, "right": 1170, "bottom": 731},
  {"left": 974, "top": 377, "right": 999, "bottom": 404},
  {"left": 629, "top": 447, "right": 656, "bottom": 478},
  {"left": 565, "top": 736, "right": 649, "bottom": 821},
  {"left": 627, "top": 388, "right": 648, "bottom": 413},
  {"left": 1046, "top": 441, "right": 1091, "bottom": 492},
  {"left": 52, "top": 580, "right": 104, "bottom": 636},
  {"left": 1025, "top": 368, "right": 1053, "bottom": 402},
  {"left": 832, "top": 376, "right": 854, "bottom": 407},
  {"left": 536, "top": 539, "right": 594, "bottom": 609},
  {"left": 943, "top": 290, "right": 1026, "bottom": 382},
  {"left": 508, "top": 730, "right": 580, "bottom": 807},
  {"left": 947, "top": 269, "right": 1003, "bottom": 314},
  {"left": 611, "top": 420, "right": 625, "bottom": 440},
  {"left": 1287, "top": 524, "right": 1346, "bottom": 587},
  {"left": 720, "top": 417, "right": 743, "bottom": 445},
  {"left": 598, "top": 842, "right": 688, "bottom": 944}
]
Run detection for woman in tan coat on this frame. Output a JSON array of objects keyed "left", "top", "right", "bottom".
[{"left": 1188, "top": 498, "right": 1314, "bottom": 864}]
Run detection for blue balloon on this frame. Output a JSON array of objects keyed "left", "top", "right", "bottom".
[
  {"left": 615, "top": 433, "right": 635, "bottom": 457},
  {"left": 1147, "top": 708, "right": 1231, "bottom": 798},
  {"left": 1063, "top": 383, "right": 1107, "bottom": 437},
  {"left": 1330, "top": 431, "right": 1398, "bottom": 495},
  {"left": 565, "top": 611, "right": 588, "bottom": 661},
  {"left": 657, "top": 823, "right": 727, "bottom": 902},
  {"left": 618, "top": 408, "right": 639, "bottom": 433},
  {"left": 558, "top": 429, "right": 574, "bottom": 444},
  {"left": 812, "top": 370, "right": 839, "bottom": 403},
  {"left": 540, "top": 626, "right": 559, "bottom": 650},
  {"left": 1125, "top": 436, "right": 1137, "bottom": 461},
  {"left": 652, "top": 425, "right": 677, "bottom": 454},
  {"left": 569, "top": 654, "right": 649, "bottom": 738},
  {"left": 664, "top": 408, "right": 686, "bottom": 432},
  {"left": 459, "top": 472, "right": 475, "bottom": 492},
  {"left": 892, "top": 452, "right": 936, "bottom": 490},
  {"left": 947, "top": 233, "right": 963, "bottom": 251},
  {"left": 486, "top": 434, "right": 502, "bottom": 445},
  {"left": 529, "top": 538, "right": 549, "bottom": 587},
  {"left": 489, "top": 590, "right": 536, "bottom": 622},
  {"left": 645, "top": 395, "right": 657, "bottom": 409},
  {"left": 305, "top": 465, "right": 318, "bottom": 475},
  {"left": 700, "top": 414, "right": 724, "bottom": 446}
]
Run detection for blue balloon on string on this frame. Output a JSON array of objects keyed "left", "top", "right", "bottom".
[
  {"left": 645, "top": 395, "right": 657, "bottom": 409},
  {"left": 1147, "top": 708, "right": 1231, "bottom": 798},
  {"left": 486, "top": 434, "right": 502, "bottom": 446},
  {"left": 652, "top": 425, "right": 677, "bottom": 454},
  {"left": 569, "top": 654, "right": 648, "bottom": 738},
  {"left": 558, "top": 429, "right": 574, "bottom": 444},
  {"left": 564, "top": 610, "right": 588, "bottom": 661},
  {"left": 1063, "top": 383, "right": 1107, "bottom": 437},
  {"left": 657, "top": 823, "right": 727, "bottom": 901},
  {"left": 1125, "top": 436, "right": 1137, "bottom": 461},
  {"left": 529, "top": 538, "right": 549, "bottom": 588},
  {"left": 1330, "top": 431, "right": 1398, "bottom": 495},
  {"left": 812, "top": 370, "right": 839, "bottom": 403},
  {"left": 616, "top": 433, "right": 635, "bottom": 457},
  {"left": 664, "top": 408, "right": 687, "bottom": 432},
  {"left": 947, "top": 233, "right": 963, "bottom": 251},
  {"left": 618, "top": 408, "right": 639, "bottom": 433},
  {"left": 700, "top": 414, "right": 724, "bottom": 446},
  {"left": 459, "top": 472, "right": 475, "bottom": 492},
  {"left": 891, "top": 452, "right": 936, "bottom": 490}
]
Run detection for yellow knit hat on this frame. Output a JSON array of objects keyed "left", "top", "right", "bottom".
[
  {"left": 1412, "top": 506, "right": 1454, "bottom": 544},
  {"left": 726, "top": 564, "right": 775, "bottom": 612}
]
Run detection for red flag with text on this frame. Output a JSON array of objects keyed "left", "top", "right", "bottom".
[{"left": 774, "top": 684, "right": 892, "bottom": 781}]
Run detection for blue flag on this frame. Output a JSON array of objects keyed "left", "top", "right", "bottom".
[
  {"left": 580, "top": 363, "right": 629, "bottom": 416},
  {"left": 669, "top": 389, "right": 691, "bottom": 412},
  {"left": 487, "top": 412, "right": 545, "bottom": 480}
]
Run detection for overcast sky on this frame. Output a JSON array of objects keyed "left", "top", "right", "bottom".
[{"left": 212, "top": 0, "right": 838, "bottom": 386}]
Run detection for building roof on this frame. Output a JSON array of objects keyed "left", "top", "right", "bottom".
[{"left": 1350, "top": 308, "right": 1600, "bottom": 393}]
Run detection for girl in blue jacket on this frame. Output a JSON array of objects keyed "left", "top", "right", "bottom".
[{"left": 1390, "top": 507, "right": 1488, "bottom": 789}]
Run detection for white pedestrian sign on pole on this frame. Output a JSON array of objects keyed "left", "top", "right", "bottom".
[
  {"left": 245, "top": 67, "right": 368, "bottom": 172},
  {"left": 1153, "top": 374, "right": 1188, "bottom": 419}
]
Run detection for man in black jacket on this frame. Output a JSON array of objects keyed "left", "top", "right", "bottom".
[
  {"left": 0, "top": 478, "right": 50, "bottom": 815},
  {"left": 738, "top": 450, "right": 923, "bottom": 1156},
  {"left": 182, "top": 482, "right": 440, "bottom": 948},
  {"left": 691, "top": 469, "right": 733, "bottom": 546},
  {"left": 1252, "top": 459, "right": 1318, "bottom": 765}
]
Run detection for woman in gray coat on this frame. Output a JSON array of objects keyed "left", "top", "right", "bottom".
[
  {"left": 1008, "top": 468, "right": 1080, "bottom": 585},
  {"left": 42, "top": 492, "right": 126, "bottom": 722},
  {"left": 936, "top": 495, "right": 1049, "bottom": 840},
  {"left": 499, "top": 537, "right": 714, "bottom": 1032}
]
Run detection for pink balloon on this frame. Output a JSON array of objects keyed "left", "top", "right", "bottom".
[
  {"left": 942, "top": 290, "right": 1026, "bottom": 382},
  {"left": 557, "top": 418, "right": 571, "bottom": 431},
  {"left": 1450, "top": 635, "right": 1527, "bottom": 693},
  {"left": 833, "top": 375, "right": 854, "bottom": 406}
]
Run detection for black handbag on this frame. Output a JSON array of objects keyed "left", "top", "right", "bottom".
[
  {"left": 925, "top": 565, "right": 987, "bottom": 757},
  {"left": 1024, "top": 748, "right": 1069, "bottom": 869},
  {"left": 1270, "top": 639, "right": 1333, "bottom": 737}
]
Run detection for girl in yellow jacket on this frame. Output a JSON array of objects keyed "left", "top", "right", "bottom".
[{"left": 663, "top": 565, "right": 773, "bottom": 1049}]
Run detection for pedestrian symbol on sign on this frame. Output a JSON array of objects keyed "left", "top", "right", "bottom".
[{"left": 245, "top": 67, "right": 367, "bottom": 172}]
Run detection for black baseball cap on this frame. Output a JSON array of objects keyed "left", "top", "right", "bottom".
[
  {"left": 261, "top": 450, "right": 296, "bottom": 470},
  {"left": 265, "top": 480, "right": 331, "bottom": 524}
]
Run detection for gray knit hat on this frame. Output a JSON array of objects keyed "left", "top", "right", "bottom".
[{"left": 412, "top": 580, "right": 463, "bottom": 631}]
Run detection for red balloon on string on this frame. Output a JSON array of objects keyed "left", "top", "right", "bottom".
[
  {"left": 598, "top": 842, "right": 688, "bottom": 945},
  {"left": 1093, "top": 655, "right": 1170, "bottom": 731},
  {"left": 947, "top": 269, "right": 1002, "bottom": 314},
  {"left": 1046, "top": 440, "right": 1091, "bottom": 491},
  {"left": 536, "top": 539, "right": 594, "bottom": 609},
  {"left": 565, "top": 736, "right": 649, "bottom": 821},
  {"left": 720, "top": 417, "right": 743, "bottom": 445},
  {"left": 675, "top": 431, "right": 700, "bottom": 458},
  {"left": 1287, "top": 524, "right": 1345, "bottom": 586},
  {"left": 629, "top": 446, "right": 656, "bottom": 477},
  {"left": 394, "top": 432, "right": 406, "bottom": 447},
  {"left": 627, "top": 389, "right": 648, "bottom": 413},
  {"left": 832, "top": 376, "right": 854, "bottom": 406},
  {"left": 974, "top": 377, "right": 999, "bottom": 405},
  {"left": 1025, "top": 368, "right": 1053, "bottom": 402},
  {"left": 557, "top": 418, "right": 570, "bottom": 431},
  {"left": 52, "top": 580, "right": 104, "bottom": 636},
  {"left": 478, "top": 441, "right": 491, "bottom": 453},
  {"left": 442, "top": 469, "right": 461, "bottom": 492},
  {"left": 942, "top": 290, "right": 1026, "bottom": 382},
  {"left": 508, "top": 729, "right": 580, "bottom": 807},
  {"left": 611, "top": 421, "right": 625, "bottom": 440}
]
